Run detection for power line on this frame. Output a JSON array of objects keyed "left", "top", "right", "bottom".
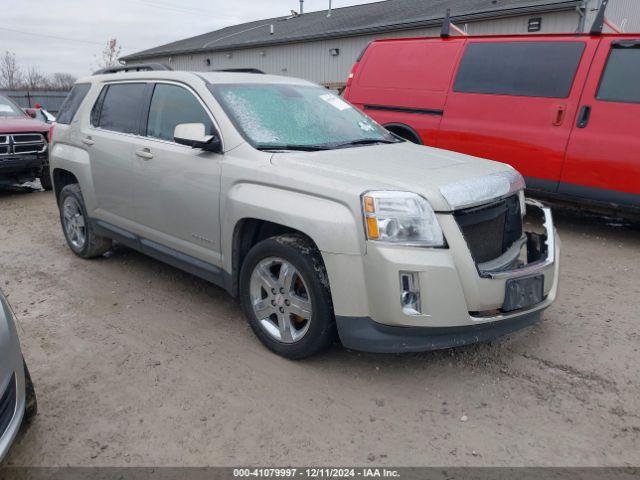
[{"left": 0, "top": 25, "right": 143, "bottom": 51}]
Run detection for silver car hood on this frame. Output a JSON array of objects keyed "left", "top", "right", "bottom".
[{"left": 270, "top": 142, "right": 522, "bottom": 211}]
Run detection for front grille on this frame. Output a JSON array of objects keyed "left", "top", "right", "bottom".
[
  {"left": 0, "top": 133, "right": 46, "bottom": 156},
  {"left": 454, "top": 195, "right": 523, "bottom": 264},
  {"left": 0, "top": 374, "right": 17, "bottom": 439}
]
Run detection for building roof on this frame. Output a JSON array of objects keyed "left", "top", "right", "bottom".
[{"left": 121, "top": 0, "right": 581, "bottom": 62}]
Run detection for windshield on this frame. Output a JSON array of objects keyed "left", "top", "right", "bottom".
[
  {"left": 0, "top": 95, "right": 25, "bottom": 118},
  {"left": 211, "top": 83, "right": 399, "bottom": 150}
]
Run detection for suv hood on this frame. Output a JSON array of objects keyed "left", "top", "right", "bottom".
[
  {"left": 0, "top": 116, "right": 50, "bottom": 133},
  {"left": 270, "top": 142, "right": 521, "bottom": 211}
]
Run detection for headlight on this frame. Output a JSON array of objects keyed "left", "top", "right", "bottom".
[{"left": 361, "top": 191, "right": 445, "bottom": 246}]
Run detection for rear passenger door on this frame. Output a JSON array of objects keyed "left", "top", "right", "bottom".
[
  {"left": 438, "top": 39, "right": 596, "bottom": 193},
  {"left": 561, "top": 37, "right": 640, "bottom": 208},
  {"left": 87, "top": 82, "right": 147, "bottom": 226},
  {"left": 130, "top": 82, "right": 223, "bottom": 266}
]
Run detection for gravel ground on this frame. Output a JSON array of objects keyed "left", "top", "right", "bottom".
[{"left": 0, "top": 187, "right": 639, "bottom": 467}]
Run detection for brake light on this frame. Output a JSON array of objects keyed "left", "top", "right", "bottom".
[{"left": 48, "top": 123, "right": 55, "bottom": 145}]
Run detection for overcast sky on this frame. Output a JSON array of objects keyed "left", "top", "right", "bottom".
[{"left": 1, "top": 0, "right": 381, "bottom": 79}]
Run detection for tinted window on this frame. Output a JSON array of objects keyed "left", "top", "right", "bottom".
[
  {"left": 598, "top": 46, "right": 640, "bottom": 104},
  {"left": 454, "top": 42, "right": 585, "bottom": 98},
  {"left": 97, "top": 83, "right": 146, "bottom": 134},
  {"left": 56, "top": 84, "right": 90, "bottom": 124},
  {"left": 147, "top": 84, "right": 214, "bottom": 141}
]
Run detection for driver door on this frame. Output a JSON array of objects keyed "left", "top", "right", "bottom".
[{"left": 130, "top": 82, "right": 224, "bottom": 267}]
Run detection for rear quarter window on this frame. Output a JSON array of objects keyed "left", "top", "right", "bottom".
[
  {"left": 597, "top": 45, "right": 640, "bottom": 104},
  {"left": 454, "top": 41, "right": 585, "bottom": 98},
  {"left": 56, "top": 83, "right": 91, "bottom": 124}
]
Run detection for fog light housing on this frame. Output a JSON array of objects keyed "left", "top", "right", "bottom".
[{"left": 399, "top": 272, "right": 421, "bottom": 315}]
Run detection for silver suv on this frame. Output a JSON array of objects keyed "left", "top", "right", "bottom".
[{"left": 49, "top": 66, "right": 559, "bottom": 358}]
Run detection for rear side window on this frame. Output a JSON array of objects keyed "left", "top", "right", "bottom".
[
  {"left": 146, "top": 83, "right": 214, "bottom": 142},
  {"left": 454, "top": 41, "right": 585, "bottom": 98},
  {"left": 597, "top": 45, "right": 640, "bottom": 104},
  {"left": 56, "top": 83, "right": 90, "bottom": 124},
  {"left": 95, "top": 83, "right": 146, "bottom": 134}
]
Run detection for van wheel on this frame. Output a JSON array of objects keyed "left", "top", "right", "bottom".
[
  {"left": 59, "top": 184, "right": 112, "bottom": 258},
  {"left": 22, "top": 359, "right": 37, "bottom": 423},
  {"left": 239, "top": 234, "right": 336, "bottom": 359}
]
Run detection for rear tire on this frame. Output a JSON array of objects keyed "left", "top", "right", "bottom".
[
  {"left": 239, "top": 234, "right": 336, "bottom": 359},
  {"left": 59, "top": 184, "right": 111, "bottom": 258}
]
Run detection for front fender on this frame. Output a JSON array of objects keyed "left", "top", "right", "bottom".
[{"left": 222, "top": 182, "right": 363, "bottom": 270}]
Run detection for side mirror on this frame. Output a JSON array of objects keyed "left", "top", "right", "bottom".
[
  {"left": 174, "top": 123, "right": 222, "bottom": 153},
  {"left": 24, "top": 108, "right": 37, "bottom": 119}
]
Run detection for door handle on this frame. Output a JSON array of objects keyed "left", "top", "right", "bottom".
[
  {"left": 135, "top": 148, "right": 153, "bottom": 160},
  {"left": 577, "top": 105, "right": 591, "bottom": 129},
  {"left": 82, "top": 136, "right": 94, "bottom": 146},
  {"left": 552, "top": 105, "right": 567, "bottom": 126}
]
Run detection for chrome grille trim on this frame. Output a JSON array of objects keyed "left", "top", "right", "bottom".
[{"left": 0, "top": 133, "right": 47, "bottom": 156}]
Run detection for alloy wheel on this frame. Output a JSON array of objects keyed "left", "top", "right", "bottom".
[{"left": 249, "top": 257, "right": 312, "bottom": 343}]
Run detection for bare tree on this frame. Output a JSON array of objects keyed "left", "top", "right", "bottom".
[
  {"left": 95, "top": 38, "right": 122, "bottom": 70},
  {"left": 49, "top": 72, "right": 77, "bottom": 91},
  {"left": 0, "top": 51, "right": 23, "bottom": 89},
  {"left": 25, "top": 67, "right": 48, "bottom": 90}
]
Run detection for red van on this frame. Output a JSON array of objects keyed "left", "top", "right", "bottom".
[{"left": 344, "top": 33, "right": 640, "bottom": 213}]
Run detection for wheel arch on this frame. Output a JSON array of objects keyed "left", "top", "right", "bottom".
[
  {"left": 52, "top": 168, "right": 79, "bottom": 205},
  {"left": 384, "top": 123, "right": 423, "bottom": 144}
]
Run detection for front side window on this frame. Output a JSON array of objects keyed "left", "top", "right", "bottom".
[
  {"left": 146, "top": 84, "right": 214, "bottom": 142},
  {"left": 0, "top": 95, "right": 25, "bottom": 118},
  {"left": 211, "top": 83, "right": 398, "bottom": 150},
  {"left": 454, "top": 41, "right": 585, "bottom": 98},
  {"left": 56, "top": 83, "right": 90, "bottom": 124},
  {"left": 597, "top": 45, "right": 640, "bottom": 104},
  {"left": 96, "top": 83, "right": 146, "bottom": 134}
]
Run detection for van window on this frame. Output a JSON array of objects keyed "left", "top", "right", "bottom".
[
  {"left": 56, "top": 83, "right": 90, "bottom": 124},
  {"left": 597, "top": 46, "right": 640, "bottom": 104},
  {"left": 454, "top": 41, "right": 585, "bottom": 98},
  {"left": 146, "top": 84, "right": 214, "bottom": 142},
  {"left": 96, "top": 83, "right": 146, "bottom": 134}
]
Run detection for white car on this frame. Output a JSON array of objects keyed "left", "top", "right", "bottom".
[{"left": 0, "top": 290, "right": 36, "bottom": 462}]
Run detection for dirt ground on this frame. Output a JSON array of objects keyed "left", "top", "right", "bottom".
[{"left": 0, "top": 186, "right": 638, "bottom": 467}]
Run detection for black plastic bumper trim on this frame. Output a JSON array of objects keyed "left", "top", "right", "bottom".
[{"left": 336, "top": 312, "right": 542, "bottom": 353}]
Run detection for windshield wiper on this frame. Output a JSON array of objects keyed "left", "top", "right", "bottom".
[
  {"left": 256, "top": 144, "right": 330, "bottom": 152},
  {"left": 332, "top": 138, "right": 399, "bottom": 149}
]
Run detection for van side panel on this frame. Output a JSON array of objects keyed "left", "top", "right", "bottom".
[
  {"left": 345, "top": 39, "right": 465, "bottom": 145},
  {"left": 437, "top": 37, "right": 597, "bottom": 192}
]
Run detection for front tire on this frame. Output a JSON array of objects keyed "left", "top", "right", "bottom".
[
  {"left": 239, "top": 234, "right": 336, "bottom": 359},
  {"left": 59, "top": 184, "right": 112, "bottom": 258},
  {"left": 39, "top": 166, "right": 52, "bottom": 191}
]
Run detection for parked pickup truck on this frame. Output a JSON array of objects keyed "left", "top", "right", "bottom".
[
  {"left": 0, "top": 94, "right": 52, "bottom": 190},
  {"left": 49, "top": 67, "right": 559, "bottom": 358}
]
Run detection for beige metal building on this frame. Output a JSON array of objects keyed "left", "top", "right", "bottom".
[{"left": 121, "top": 0, "right": 640, "bottom": 88}]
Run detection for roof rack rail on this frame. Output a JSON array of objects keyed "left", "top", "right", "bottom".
[
  {"left": 93, "top": 63, "right": 173, "bottom": 75},
  {"left": 216, "top": 68, "right": 266, "bottom": 74}
]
